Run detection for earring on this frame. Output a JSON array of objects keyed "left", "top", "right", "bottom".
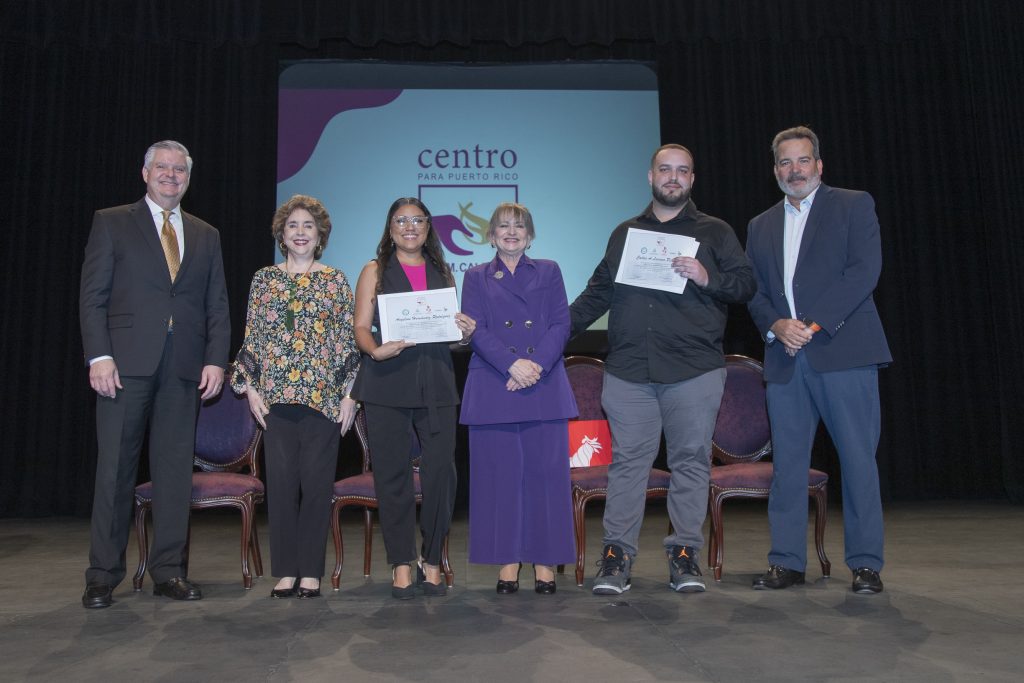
[
  {"left": 278, "top": 240, "right": 288, "bottom": 257},
  {"left": 314, "top": 243, "right": 323, "bottom": 259}
]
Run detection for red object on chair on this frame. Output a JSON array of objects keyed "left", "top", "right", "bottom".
[
  {"left": 568, "top": 419, "right": 613, "bottom": 467},
  {"left": 132, "top": 391, "right": 265, "bottom": 589},
  {"left": 564, "top": 355, "right": 671, "bottom": 586},
  {"left": 708, "top": 354, "right": 831, "bottom": 581},
  {"left": 329, "top": 409, "right": 452, "bottom": 590}
]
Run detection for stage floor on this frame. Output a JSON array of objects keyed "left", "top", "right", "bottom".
[{"left": 1, "top": 501, "right": 1021, "bottom": 682}]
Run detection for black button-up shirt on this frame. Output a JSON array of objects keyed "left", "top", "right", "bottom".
[{"left": 570, "top": 200, "right": 756, "bottom": 384}]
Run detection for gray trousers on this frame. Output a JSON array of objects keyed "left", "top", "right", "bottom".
[{"left": 600, "top": 369, "right": 726, "bottom": 560}]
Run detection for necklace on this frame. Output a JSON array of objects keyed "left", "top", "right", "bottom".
[{"left": 284, "top": 260, "right": 314, "bottom": 332}]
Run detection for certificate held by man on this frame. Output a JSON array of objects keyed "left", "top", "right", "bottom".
[
  {"left": 378, "top": 287, "right": 462, "bottom": 344},
  {"left": 614, "top": 227, "right": 700, "bottom": 294}
]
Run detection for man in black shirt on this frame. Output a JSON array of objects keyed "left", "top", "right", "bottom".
[{"left": 570, "top": 144, "right": 755, "bottom": 594}]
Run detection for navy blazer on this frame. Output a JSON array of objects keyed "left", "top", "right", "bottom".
[
  {"left": 460, "top": 255, "right": 577, "bottom": 425},
  {"left": 79, "top": 198, "right": 231, "bottom": 380},
  {"left": 746, "top": 184, "right": 892, "bottom": 383}
]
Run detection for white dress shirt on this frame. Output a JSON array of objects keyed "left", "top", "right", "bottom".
[{"left": 782, "top": 185, "right": 819, "bottom": 318}]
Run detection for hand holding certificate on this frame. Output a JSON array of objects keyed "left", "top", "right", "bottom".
[
  {"left": 614, "top": 227, "right": 700, "bottom": 294},
  {"left": 378, "top": 287, "right": 462, "bottom": 344}
]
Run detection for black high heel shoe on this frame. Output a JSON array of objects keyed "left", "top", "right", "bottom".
[
  {"left": 496, "top": 563, "right": 522, "bottom": 594},
  {"left": 391, "top": 564, "right": 415, "bottom": 600},
  {"left": 533, "top": 564, "right": 557, "bottom": 594},
  {"left": 420, "top": 561, "right": 448, "bottom": 596},
  {"left": 271, "top": 578, "right": 298, "bottom": 599},
  {"left": 296, "top": 579, "right": 321, "bottom": 599}
]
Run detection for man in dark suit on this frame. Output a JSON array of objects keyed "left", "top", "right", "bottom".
[
  {"left": 746, "top": 126, "right": 892, "bottom": 594},
  {"left": 79, "top": 140, "right": 231, "bottom": 608}
]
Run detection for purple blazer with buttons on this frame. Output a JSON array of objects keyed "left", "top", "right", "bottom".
[{"left": 459, "top": 255, "right": 578, "bottom": 426}]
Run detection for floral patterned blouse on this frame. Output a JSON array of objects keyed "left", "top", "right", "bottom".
[{"left": 230, "top": 265, "right": 359, "bottom": 422}]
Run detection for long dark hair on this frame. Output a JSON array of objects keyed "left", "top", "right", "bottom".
[{"left": 374, "top": 197, "right": 455, "bottom": 293}]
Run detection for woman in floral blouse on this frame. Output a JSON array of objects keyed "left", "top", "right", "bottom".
[{"left": 231, "top": 195, "right": 359, "bottom": 599}]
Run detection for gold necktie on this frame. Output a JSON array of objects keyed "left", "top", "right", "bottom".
[{"left": 160, "top": 210, "right": 181, "bottom": 282}]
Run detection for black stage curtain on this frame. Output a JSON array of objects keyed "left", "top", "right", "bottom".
[{"left": 2, "top": 1, "right": 1022, "bottom": 516}]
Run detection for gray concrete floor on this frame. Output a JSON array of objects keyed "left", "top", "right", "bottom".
[{"left": 1, "top": 501, "right": 1022, "bottom": 682}]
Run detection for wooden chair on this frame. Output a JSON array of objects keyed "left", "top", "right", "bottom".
[
  {"left": 565, "top": 355, "right": 671, "bottom": 586},
  {"left": 329, "top": 409, "right": 452, "bottom": 589},
  {"left": 132, "top": 391, "right": 264, "bottom": 589},
  {"left": 707, "top": 354, "right": 831, "bottom": 581}
]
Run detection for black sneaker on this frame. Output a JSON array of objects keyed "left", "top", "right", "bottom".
[
  {"left": 852, "top": 567, "right": 883, "bottom": 594},
  {"left": 592, "top": 544, "right": 632, "bottom": 595},
  {"left": 668, "top": 545, "right": 706, "bottom": 593}
]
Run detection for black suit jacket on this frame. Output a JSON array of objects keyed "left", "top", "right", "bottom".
[
  {"left": 746, "top": 184, "right": 892, "bottom": 384},
  {"left": 80, "top": 198, "right": 231, "bottom": 380}
]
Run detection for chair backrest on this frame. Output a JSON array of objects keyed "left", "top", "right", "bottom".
[
  {"left": 194, "top": 391, "right": 262, "bottom": 476},
  {"left": 711, "top": 354, "right": 772, "bottom": 465},
  {"left": 564, "top": 355, "right": 606, "bottom": 420}
]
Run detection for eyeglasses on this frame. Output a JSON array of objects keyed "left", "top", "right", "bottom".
[{"left": 393, "top": 216, "right": 427, "bottom": 227}]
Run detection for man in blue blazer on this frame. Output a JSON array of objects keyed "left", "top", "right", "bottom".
[
  {"left": 79, "top": 140, "right": 231, "bottom": 608},
  {"left": 746, "top": 126, "right": 892, "bottom": 594}
]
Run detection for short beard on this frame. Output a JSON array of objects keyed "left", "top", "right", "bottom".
[
  {"left": 652, "top": 184, "right": 690, "bottom": 208},
  {"left": 777, "top": 173, "right": 821, "bottom": 201}
]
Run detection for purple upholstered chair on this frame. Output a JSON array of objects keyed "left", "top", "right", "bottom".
[
  {"left": 132, "top": 390, "right": 265, "bottom": 589},
  {"left": 329, "top": 409, "right": 452, "bottom": 590},
  {"left": 564, "top": 355, "right": 671, "bottom": 586},
  {"left": 708, "top": 354, "right": 831, "bottom": 581}
]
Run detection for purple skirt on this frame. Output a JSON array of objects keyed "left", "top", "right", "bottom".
[{"left": 468, "top": 420, "right": 576, "bottom": 566}]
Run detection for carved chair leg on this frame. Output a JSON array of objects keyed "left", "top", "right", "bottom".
[
  {"left": 132, "top": 500, "right": 149, "bottom": 591},
  {"left": 182, "top": 518, "right": 192, "bottom": 579},
  {"left": 812, "top": 487, "right": 831, "bottom": 577},
  {"left": 331, "top": 500, "right": 344, "bottom": 590},
  {"left": 441, "top": 534, "right": 454, "bottom": 588},
  {"left": 708, "top": 491, "right": 726, "bottom": 581},
  {"left": 573, "top": 489, "right": 589, "bottom": 586},
  {"left": 250, "top": 522, "right": 264, "bottom": 578},
  {"left": 362, "top": 507, "right": 373, "bottom": 577},
  {"left": 240, "top": 501, "right": 253, "bottom": 589}
]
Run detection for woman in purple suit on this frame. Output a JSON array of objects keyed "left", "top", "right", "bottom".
[{"left": 460, "top": 202, "right": 578, "bottom": 594}]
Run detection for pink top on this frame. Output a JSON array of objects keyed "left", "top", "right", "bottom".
[{"left": 400, "top": 262, "right": 428, "bottom": 291}]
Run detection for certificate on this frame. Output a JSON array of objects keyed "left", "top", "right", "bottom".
[
  {"left": 614, "top": 227, "right": 700, "bottom": 294},
  {"left": 377, "top": 287, "right": 461, "bottom": 344}
]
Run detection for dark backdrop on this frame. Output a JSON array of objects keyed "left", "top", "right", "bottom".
[{"left": 2, "top": 0, "right": 1022, "bottom": 517}]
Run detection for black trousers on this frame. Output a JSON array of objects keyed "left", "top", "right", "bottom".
[
  {"left": 363, "top": 403, "right": 457, "bottom": 566},
  {"left": 87, "top": 333, "right": 199, "bottom": 587},
  {"left": 263, "top": 404, "right": 340, "bottom": 579}
]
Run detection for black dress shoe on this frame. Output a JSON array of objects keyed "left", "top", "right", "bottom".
[
  {"left": 153, "top": 577, "right": 203, "bottom": 601},
  {"left": 534, "top": 580, "right": 557, "bottom": 595},
  {"left": 271, "top": 580, "right": 297, "bottom": 599},
  {"left": 751, "top": 565, "right": 805, "bottom": 590},
  {"left": 852, "top": 567, "right": 883, "bottom": 594},
  {"left": 297, "top": 585, "right": 321, "bottom": 599},
  {"left": 82, "top": 583, "right": 113, "bottom": 609},
  {"left": 392, "top": 564, "right": 415, "bottom": 600},
  {"left": 418, "top": 562, "right": 448, "bottom": 596}
]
